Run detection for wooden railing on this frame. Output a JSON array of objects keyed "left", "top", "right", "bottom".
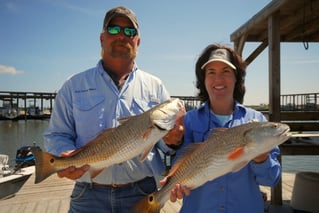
[
  {"left": 280, "top": 111, "right": 319, "bottom": 132},
  {"left": 281, "top": 93, "right": 319, "bottom": 111},
  {"left": 261, "top": 111, "right": 319, "bottom": 132}
]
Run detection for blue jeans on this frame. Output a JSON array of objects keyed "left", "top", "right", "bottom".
[{"left": 69, "top": 176, "right": 157, "bottom": 213}]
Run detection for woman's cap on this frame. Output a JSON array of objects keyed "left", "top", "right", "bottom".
[
  {"left": 103, "top": 6, "right": 139, "bottom": 31},
  {"left": 201, "top": 48, "right": 236, "bottom": 70}
]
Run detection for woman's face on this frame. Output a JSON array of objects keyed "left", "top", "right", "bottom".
[{"left": 204, "top": 61, "right": 236, "bottom": 102}]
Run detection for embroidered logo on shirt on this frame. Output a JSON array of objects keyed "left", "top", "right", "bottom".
[{"left": 74, "top": 88, "right": 97, "bottom": 93}]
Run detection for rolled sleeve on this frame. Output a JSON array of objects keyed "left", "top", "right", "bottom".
[
  {"left": 156, "top": 139, "right": 177, "bottom": 155},
  {"left": 249, "top": 147, "right": 281, "bottom": 186}
]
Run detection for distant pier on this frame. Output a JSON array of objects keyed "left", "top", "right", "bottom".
[
  {"left": 0, "top": 91, "right": 56, "bottom": 120},
  {"left": 174, "top": 92, "right": 319, "bottom": 112},
  {"left": 1, "top": 91, "right": 318, "bottom": 121}
]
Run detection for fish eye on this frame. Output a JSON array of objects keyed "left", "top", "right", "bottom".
[
  {"left": 50, "top": 158, "right": 55, "bottom": 163},
  {"left": 272, "top": 123, "right": 278, "bottom": 129}
]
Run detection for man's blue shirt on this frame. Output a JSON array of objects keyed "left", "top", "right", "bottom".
[{"left": 44, "top": 60, "right": 173, "bottom": 184}]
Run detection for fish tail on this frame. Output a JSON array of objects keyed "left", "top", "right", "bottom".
[
  {"left": 31, "top": 147, "right": 57, "bottom": 184},
  {"left": 130, "top": 193, "right": 161, "bottom": 213}
]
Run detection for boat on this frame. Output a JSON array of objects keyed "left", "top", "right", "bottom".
[
  {"left": 15, "top": 145, "right": 41, "bottom": 169},
  {"left": 0, "top": 146, "right": 40, "bottom": 200},
  {"left": 26, "top": 105, "right": 44, "bottom": 119},
  {"left": 4, "top": 107, "right": 19, "bottom": 120},
  {"left": 1, "top": 101, "right": 19, "bottom": 120}
]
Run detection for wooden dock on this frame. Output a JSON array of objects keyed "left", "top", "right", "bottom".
[{"left": 0, "top": 168, "right": 296, "bottom": 213}]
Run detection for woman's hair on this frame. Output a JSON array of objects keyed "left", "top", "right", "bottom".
[{"left": 195, "top": 43, "right": 247, "bottom": 104}]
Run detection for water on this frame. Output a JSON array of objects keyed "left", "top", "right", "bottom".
[
  {"left": 0, "top": 120, "right": 49, "bottom": 166},
  {"left": 0, "top": 120, "right": 318, "bottom": 173},
  {"left": 282, "top": 156, "right": 319, "bottom": 173}
]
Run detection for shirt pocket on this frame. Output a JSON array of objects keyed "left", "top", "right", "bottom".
[
  {"left": 73, "top": 95, "right": 106, "bottom": 140},
  {"left": 131, "top": 97, "right": 160, "bottom": 115},
  {"left": 74, "top": 95, "right": 105, "bottom": 111}
]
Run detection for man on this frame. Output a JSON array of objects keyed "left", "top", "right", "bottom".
[{"left": 44, "top": 6, "right": 183, "bottom": 213}]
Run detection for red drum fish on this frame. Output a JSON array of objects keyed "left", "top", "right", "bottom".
[
  {"left": 32, "top": 98, "right": 185, "bottom": 184},
  {"left": 131, "top": 122, "right": 291, "bottom": 213}
]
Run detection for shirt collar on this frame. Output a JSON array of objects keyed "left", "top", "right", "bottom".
[
  {"left": 97, "top": 60, "right": 138, "bottom": 75},
  {"left": 200, "top": 100, "right": 248, "bottom": 118}
]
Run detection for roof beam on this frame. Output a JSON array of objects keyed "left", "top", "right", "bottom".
[
  {"left": 230, "top": 0, "right": 288, "bottom": 42},
  {"left": 244, "top": 40, "right": 268, "bottom": 66}
]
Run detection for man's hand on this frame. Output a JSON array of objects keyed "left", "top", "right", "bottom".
[
  {"left": 57, "top": 150, "right": 90, "bottom": 180},
  {"left": 163, "top": 115, "right": 184, "bottom": 146}
]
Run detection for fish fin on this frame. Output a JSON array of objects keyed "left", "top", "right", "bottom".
[
  {"left": 142, "top": 127, "right": 153, "bottom": 140},
  {"left": 118, "top": 116, "right": 134, "bottom": 125},
  {"left": 130, "top": 192, "right": 161, "bottom": 213},
  {"left": 139, "top": 127, "right": 158, "bottom": 162},
  {"left": 227, "top": 147, "right": 244, "bottom": 160},
  {"left": 211, "top": 128, "right": 228, "bottom": 133},
  {"left": 73, "top": 128, "right": 115, "bottom": 153},
  {"left": 62, "top": 149, "right": 81, "bottom": 157},
  {"left": 247, "top": 119, "right": 259, "bottom": 123},
  {"left": 232, "top": 161, "right": 249, "bottom": 173},
  {"left": 31, "top": 147, "right": 58, "bottom": 184},
  {"left": 159, "top": 176, "right": 169, "bottom": 186},
  {"left": 167, "top": 142, "right": 205, "bottom": 177},
  {"left": 89, "top": 168, "right": 104, "bottom": 179},
  {"left": 140, "top": 144, "right": 154, "bottom": 162},
  {"left": 59, "top": 144, "right": 93, "bottom": 160},
  {"left": 207, "top": 128, "right": 227, "bottom": 141}
]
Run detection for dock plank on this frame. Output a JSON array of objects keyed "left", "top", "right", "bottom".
[{"left": 0, "top": 171, "right": 296, "bottom": 212}]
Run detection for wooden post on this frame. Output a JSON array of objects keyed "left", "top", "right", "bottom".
[{"left": 268, "top": 11, "right": 282, "bottom": 205}]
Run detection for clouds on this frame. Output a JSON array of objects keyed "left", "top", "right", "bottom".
[
  {"left": 0, "top": 65, "right": 24, "bottom": 75},
  {"left": 0, "top": 0, "right": 20, "bottom": 13}
]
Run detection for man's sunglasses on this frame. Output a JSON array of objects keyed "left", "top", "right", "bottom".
[{"left": 106, "top": 25, "right": 138, "bottom": 38}]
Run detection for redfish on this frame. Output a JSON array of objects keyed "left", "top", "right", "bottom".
[
  {"left": 131, "top": 122, "right": 291, "bottom": 213},
  {"left": 32, "top": 98, "right": 185, "bottom": 184}
]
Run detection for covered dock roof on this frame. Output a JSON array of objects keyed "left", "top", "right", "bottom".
[
  {"left": 230, "top": 0, "right": 319, "bottom": 206},
  {"left": 231, "top": 0, "right": 319, "bottom": 64},
  {"left": 230, "top": 0, "right": 319, "bottom": 120}
]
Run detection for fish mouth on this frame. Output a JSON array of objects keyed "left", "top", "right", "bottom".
[
  {"left": 154, "top": 123, "right": 168, "bottom": 131},
  {"left": 277, "top": 126, "right": 291, "bottom": 138},
  {"left": 152, "top": 99, "right": 185, "bottom": 131}
]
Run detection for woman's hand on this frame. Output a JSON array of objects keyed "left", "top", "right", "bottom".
[
  {"left": 253, "top": 152, "right": 269, "bottom": 163},
  {"left": 159, "top": 176, "right": 191, "bottom": 202}
]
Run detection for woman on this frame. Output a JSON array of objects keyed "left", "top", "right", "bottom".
[{"left": 170, "top": 44, "right": 281, "bottom": 212}]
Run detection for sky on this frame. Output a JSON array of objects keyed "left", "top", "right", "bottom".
[{"left": 0, "top": 0, "right": 318, "bottom": 105}]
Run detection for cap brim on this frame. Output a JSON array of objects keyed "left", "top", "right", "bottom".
[{"left": 201, "top": 59, "right": 236, "bottom": 70}]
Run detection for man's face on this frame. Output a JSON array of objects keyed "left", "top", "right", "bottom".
[{"left": 100, "top": 16, "right": 140, "bottom": 60}]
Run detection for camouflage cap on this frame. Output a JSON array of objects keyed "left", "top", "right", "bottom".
[{"left": 103, "top": 6, "right": 139, "bottom": 32}]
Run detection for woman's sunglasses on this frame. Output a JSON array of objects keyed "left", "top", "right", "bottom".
[{"left": 106, "top": 25, "right": 138, "bottom": 38}]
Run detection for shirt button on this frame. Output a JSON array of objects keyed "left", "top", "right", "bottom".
[
  {"left": 219, "top": 205, "right": 225, "bottom": 211},
  {"left": 220, "top": 186, "right": 224, "bottom": 191}
]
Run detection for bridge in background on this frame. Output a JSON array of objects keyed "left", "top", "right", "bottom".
[{"left": 0, "top": 91, "right": 318, "bottom": 120}]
